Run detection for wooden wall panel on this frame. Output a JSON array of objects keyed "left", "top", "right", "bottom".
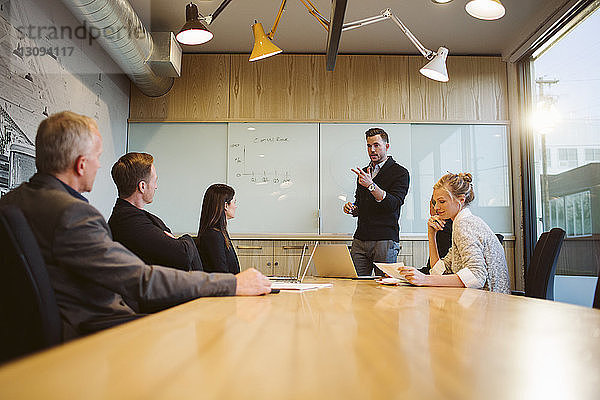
[
  {"left": 229, "top": 55, "right": 410, "bottom": 121},
  {"left": 318, "top": 55, "right": 410, "bottom": 121},
  {"left": 408, "top": 56, "right": 507, "bottom": 121},
  {"left": 129, "top": 84, "right": 169, "bottom": 120},
  {"left": 129, "top": 55, "right": 229, "bottom": 121},
  {"left": 229, "top": 54, "right": 325, "bottom": 120},
  {"left": 130, "top": 54, "right": 507, "bottom": 123}
]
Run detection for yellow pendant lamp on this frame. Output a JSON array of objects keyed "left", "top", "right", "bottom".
[{"left": 249, "top": 22, "right": 283, "bottom": 61}]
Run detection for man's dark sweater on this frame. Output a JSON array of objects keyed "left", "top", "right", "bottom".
[
  {"left": 108, "top": 198, "right": 202, "bottom": 271},
  {"left": 352, "top": 156, "right": 410, "bottom": 242}
]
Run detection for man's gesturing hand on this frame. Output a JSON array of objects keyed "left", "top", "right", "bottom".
[{"left": 351, "top": 167, "right": 373, "bottom": 188}]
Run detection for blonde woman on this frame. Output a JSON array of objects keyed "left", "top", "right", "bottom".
[{"left": 399, "top": 173, "right": 509, "bottom": 293}]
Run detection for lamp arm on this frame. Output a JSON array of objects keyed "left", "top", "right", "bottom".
[
  {"left": 341, "top": 8, "right": 434, "bottom": 59},
  {"left": 386, "top": 10, "right": 433, "bottom": 59},
  {"left": 298, "top": 0, "right": 330, "bottom": 31},
  {"left": 204, "top": 0, "right": 235, "bottom": 25},
  {"left": 267, "top": 0, "right": 288, "bottom": 39},
  {"left": 342, "top": 14, "right": 389, "bottom": 31}
]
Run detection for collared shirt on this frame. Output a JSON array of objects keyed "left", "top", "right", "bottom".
[
  {"left": 53, "top": 176, "right": 89, "bottom": 203},
  {"left": 370, "top": 157, "right": 388, "bottom": 179},
  {"left": 370, "top": 157, "right": 388, "bottom": 201}
]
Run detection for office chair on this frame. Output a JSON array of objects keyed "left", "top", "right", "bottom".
[
  {"left": 514, "top": 228, "right": 565, "bottom": 300},
  {"left": 0, "top": 205, "right": 62, "bottom": 363},
  {"left": 495, "top": 233, "right": 504, "bottom": 245}
]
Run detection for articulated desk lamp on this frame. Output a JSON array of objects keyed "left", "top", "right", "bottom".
[
  {"left": 250, "top": 3, "right": 449, "bottom": 82},
  {"left": 341, "top": 8, "right": 449, "bottom": 82}
]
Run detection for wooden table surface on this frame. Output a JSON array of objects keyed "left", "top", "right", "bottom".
[{"left": 0, "top": 279, "right": 599, "bottom": 399}]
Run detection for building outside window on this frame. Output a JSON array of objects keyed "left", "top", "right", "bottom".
[
  {"left": 557, "top": 148, "right": 578, "bottom": 168},
  {"left": 584, "top": 148, "right": 600, "bottom": 162}
]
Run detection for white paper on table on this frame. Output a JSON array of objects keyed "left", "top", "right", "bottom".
[
  {"left": 374, "top": 262, "right": 409, "bottom": 282},
  {"left": 271, "top": 282, "right": 333, "bottom": 291}
]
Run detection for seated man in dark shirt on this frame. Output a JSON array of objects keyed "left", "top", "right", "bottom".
[{"left": 108, "top": 152, "right": 202, "bottom": 271}]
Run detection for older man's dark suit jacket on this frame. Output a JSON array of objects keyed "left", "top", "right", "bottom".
[
  {"left": 108, "top": 198, "right": 202, "bottom": 271},
  {"left": 0, "top": 173, "right": 236, "bottom": 340}
]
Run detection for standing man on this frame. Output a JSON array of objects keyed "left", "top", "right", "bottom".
[
  {"left": 108, "top": 152, "right": 202, "bottom": 271},
  {"left": 0, "top": 111, "right": 271, "bottom": 340},
  {"left": 343, "top": 128, "right": 410, "bottom": 276}
]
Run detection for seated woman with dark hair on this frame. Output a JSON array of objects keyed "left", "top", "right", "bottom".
[
  {"left": 400, "top": 173, "right": 509, "bottom": 293},
  {"left": 195, "top": 184, "right": 240, "bottom": 274}
]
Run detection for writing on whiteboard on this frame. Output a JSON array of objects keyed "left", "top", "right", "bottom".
[
  {"left": 230, "top": 144, "right": 294, "bottom": 185},
  {"left": 252, "top": 136, "right": 289, "bottom": 143}
]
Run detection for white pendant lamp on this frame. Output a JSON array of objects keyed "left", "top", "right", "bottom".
[
  {"left": 419, "top": 47, "right": 449, "bottom": 82},
  {"left": 465, "top": 0, "right": 506, "bottom": 20}
]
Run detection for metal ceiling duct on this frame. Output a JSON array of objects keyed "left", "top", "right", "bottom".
[{"left": 59, "top": 0, "right": 174, "bottom": 97}]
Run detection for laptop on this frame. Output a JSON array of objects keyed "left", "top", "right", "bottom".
[
  {"left": 270, "top": 242, "right": 318, "bottom": 284},
  {"left": 312, "top": 244, "right": 376, "bottom": 279}
]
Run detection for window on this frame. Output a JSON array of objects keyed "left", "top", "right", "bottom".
[
  {"left": 558, "top": 148, "right": 578, "bottom": 168},
  {"left": 530, "top": 3, "right": 600, "bottom": 276},
  {"left": 564, "top": 191, "right": 592, "bottom": 237},
  {"left": 584, "top": 148, "right": 600, "bottom": 161},
  {"left": 548, "top": 196, "right": 565, "bottom": 232}
]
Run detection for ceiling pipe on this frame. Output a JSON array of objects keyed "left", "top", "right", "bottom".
[{"left": 59, "top": 0, "right": 174, "bottom": 97}]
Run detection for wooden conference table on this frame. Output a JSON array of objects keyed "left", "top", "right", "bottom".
[{"left": 0, "top": 279, "right": 599, "bottom": 399}]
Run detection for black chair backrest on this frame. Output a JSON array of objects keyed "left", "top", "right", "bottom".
[
  {"left": 593, "top": 272, "right": 600, "bottom": 310},
  {"left": 525, "top": 232, "right": 548, "bottom": 294},
  {"left": 526, "top": 228, "right": 565, "bottom": 300},
  {"left": 495, "top": 233, "right": 504, "bottom": 245},
  {"left": 0, "top": 205, "right": 62, "bottom": 363}
]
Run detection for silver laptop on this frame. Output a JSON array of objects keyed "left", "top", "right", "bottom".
[
  {"left": 270, "top": 242, "right": 318, "bottom": 283},
  {"left": 311, "top": 244, "right": 375, "bottom": 279}
]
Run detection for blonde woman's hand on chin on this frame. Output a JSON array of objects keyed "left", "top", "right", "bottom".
[{"left": 427, "top": 215, "right": 446, "bottom": 233}]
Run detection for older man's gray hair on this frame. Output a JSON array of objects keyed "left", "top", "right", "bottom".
[{"left": 35, "top": 111, "right": 98, "bottom": 174}]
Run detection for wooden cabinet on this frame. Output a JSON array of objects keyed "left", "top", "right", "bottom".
[
  {"left": 233, "top": 239, "right": 351, "bottom": 277},
  {"left": 231, "top": 237, "right": 515, "bottom": 287},
  {"left": 233, "top": 241, "right": 274, "bottom": 275}
]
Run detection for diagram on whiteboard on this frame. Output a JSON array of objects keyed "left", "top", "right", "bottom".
[
  {"left": 230, "top": 142, "right": 293, "bottom": 187},
  {"left": 227, "top": 123, "right": 319, "bottom": 234}
]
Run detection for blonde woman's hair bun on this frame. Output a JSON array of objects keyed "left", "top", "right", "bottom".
[
  {"left": 434, "top": 172, "right": 475, "bottom": 206},
  {"left": 459, "top": 172, "right": 473, "bottom": 183}
]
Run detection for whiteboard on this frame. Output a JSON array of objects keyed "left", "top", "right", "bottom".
[
  {"left": 408, "top": 124, "right": 512, "bottom": 233},
  {"left": 321, "top": 123, "right": 512, "bottom": 234},
  {"left": 128, "top": 123, "right": 227, "bottom": 234},
  {"left": 320, "top": 124, "right": 412, "bottom": 235},
  {"left": 127, "top": 122, "right": 513, "bottom": 235},
  {"left": 227, "top": 123, "right": 319, "bottom": 234}
]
